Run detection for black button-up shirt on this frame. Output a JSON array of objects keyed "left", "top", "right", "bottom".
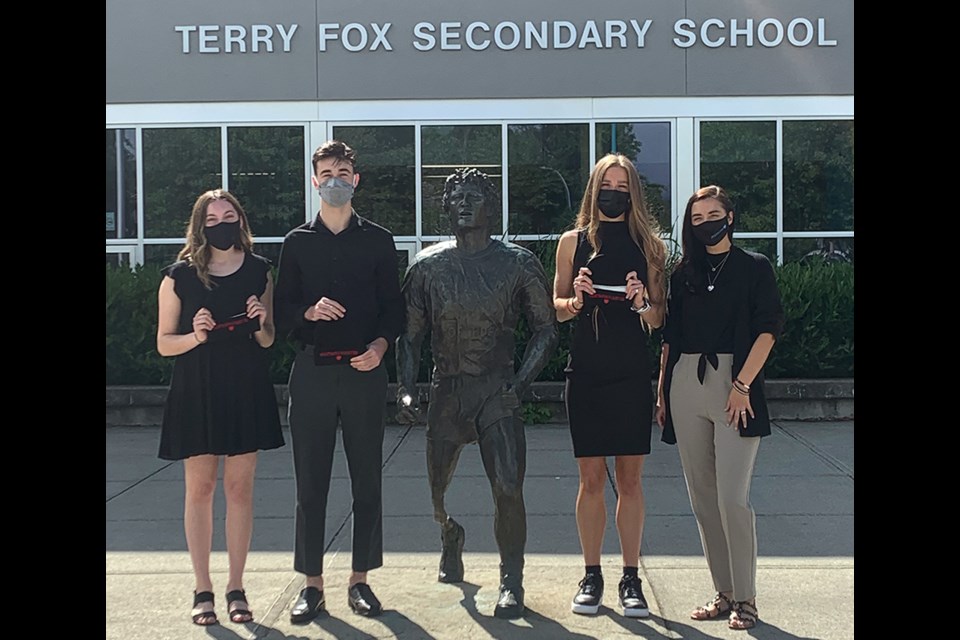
[{"left": 275, "top": 212, "right": 404, "bottom": 349}]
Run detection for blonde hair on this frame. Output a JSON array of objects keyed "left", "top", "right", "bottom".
[
  {"left": 574, "top": 154, "right": 666, "bottom": 313},
  {"left": 176, "top": 189, "right": 254, "bottom": 289}
]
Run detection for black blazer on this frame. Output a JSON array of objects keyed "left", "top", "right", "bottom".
[{"left": 660, "top": 247, "right": 784, "bottom": 444}]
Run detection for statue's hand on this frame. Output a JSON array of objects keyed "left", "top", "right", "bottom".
[
  {"left": 396, "top": 388, "right": 421, "bottom": 425},
  {"left": 501, "top": 380, "right": 522, "bottom": 411}
]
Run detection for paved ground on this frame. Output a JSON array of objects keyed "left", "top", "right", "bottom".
[{"left": 106, "top": 420, "right": 853, "bottom": 639}]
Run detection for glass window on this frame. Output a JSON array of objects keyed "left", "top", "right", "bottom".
[
  {"left": 596, "top": 122, "right": 673, "bottom": 232},
  {"left": 106, "top": 129, "right": 138, "bottom": 239},
  {"left": 251, "top": 243, "right": 284, "bottom": 266},
  {"left": 145, "top": 243, "right": 285, "bottom": 269},
  {"left": 228, "top": 127, "right": 306, "bottom": 238},
  {"left": 508, "top": 124, "right": 589, "bottom": 236},
  {"left": 143, "top": 128, "right": 222, "bottom": 238},
  {"left": 332, "top": 126, "right": 416, "bottom": 236},
  {"left": 507, "top": 239, "right": 557, "bottom": 278},
  {"left": 421, "top": 125, "right": 502, "bottom": 236},
  {"left": 784, "top": 237, "right": 854, "bottom": 265},
  {"left": 143, "top": 244, "right": 183, "bottom": 268},
  {"left": 783, "top": 121, "right": 854, "bottom": 232},
  {"left": 735, "top": 238, "right": 778, "bottom": 263},
  {"left": 396, "top": 249, "right": 410, "bottom": 280},
  {"left": 700, "top": 121, "right": 776, "bottom": 233},
  {"left": 105, "top": 252, "right": 132, "bottom": 268}
]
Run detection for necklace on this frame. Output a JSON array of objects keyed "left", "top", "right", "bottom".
[{"left": 706, "top": 252, "right": 730, "bottom": 292}]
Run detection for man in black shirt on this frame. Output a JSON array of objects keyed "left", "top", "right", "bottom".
[
  {"left": 275, "top": 140, "right": 403, "bottom": 622},
  {"left": 395, "top": 168, "right": 558, "bottom": 619}
]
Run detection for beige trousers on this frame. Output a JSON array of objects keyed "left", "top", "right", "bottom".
[{"left": 669, "top": 353, "right": 761, "bottom": 602}]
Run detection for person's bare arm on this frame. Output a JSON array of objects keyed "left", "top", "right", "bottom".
[
  {"left": 553, "top": 230, "right": 593, "bottom": 322},
  {"left": 156, "top": 276, "right": 211, "bottom": 357}
]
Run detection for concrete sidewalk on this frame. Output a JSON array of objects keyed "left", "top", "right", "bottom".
[{"left": 106, "top": 421, "right": 854, "bottom": 639}]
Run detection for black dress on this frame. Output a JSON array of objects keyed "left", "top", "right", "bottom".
[
  {"left": 158, "top": 253, "right": 285, "bottom": 461},
  {"left": 565, "top": 222, "right": 653, "bottom": 457}
]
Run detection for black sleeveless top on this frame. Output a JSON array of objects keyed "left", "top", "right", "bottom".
[
  {"left": 566, "top": 222, "right": 652, "bottom": 383},
  {"left": 157, "top": 253, "right": 284, "bottom": 461}
]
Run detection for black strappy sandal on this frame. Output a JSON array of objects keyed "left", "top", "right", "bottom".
[
  {"left": 728, "top": 600, "right": 759, "bottom": 630},
  {"left": 192, "top": 591, "right": 219, "bottom": 626},
  {"left": 226, "top": 589, "right": 253, "bottom": 623},
  {"left": 690, "top": 592, "right": 733, "bottom": 620}
]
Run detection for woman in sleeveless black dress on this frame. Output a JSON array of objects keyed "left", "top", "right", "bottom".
[
  {"left": 553, "top": 154, "right": 666, "bottom": 618},
  {"left": 156, "top": 189, "right": 284, "bottom": 626}
]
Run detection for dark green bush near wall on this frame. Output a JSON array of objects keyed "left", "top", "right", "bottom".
[
  {"left": 764, "top": 259, "right": 854, "bottom": 378},
  {"left": 105, "top": 264, "right": 299, "bottom": 385},
  {"left": 106, "top": 264, "right": 174, "bottom": 385},
  {"left": 106, "top": 258, "right": 853, "bottom": 385}
]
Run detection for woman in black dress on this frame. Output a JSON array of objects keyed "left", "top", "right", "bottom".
[
  {"left": 656, "top": 186, "right": 784, "bottom": 631},
  {"left": 156, "top": 189, "right": 284, "bottom": 626},
  {"left": 553, "top": 154, "right": 666, "bottom": 618}
]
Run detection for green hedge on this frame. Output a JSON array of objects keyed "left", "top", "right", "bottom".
[{"left": 105, "top": 257, "right": 852, "bottom": 385}]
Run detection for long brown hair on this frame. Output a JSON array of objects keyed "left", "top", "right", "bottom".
[
  {"left": 678, "top": 185, "right": 736, "bottom": 293},
  {"left": 574, "top": 154, "right": 666, "bottom": 309},
  {"left": 176, "top": 189, "right": 254, "bottom": 289}
]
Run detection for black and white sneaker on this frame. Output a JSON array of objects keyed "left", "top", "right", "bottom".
[
  {"left": 618, "top": 574, "right": 649, "bottom": 618},
  {"left": 571, "top": 572, "right": 604, "bottom": 615}
]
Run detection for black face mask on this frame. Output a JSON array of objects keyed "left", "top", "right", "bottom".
[
  {"left": 597, "top": 189, "right": 631, "bottom": 218},
  {"left": 692, "top": 218, "right": 729, "bottom": 246},
  {"left": 205, "top": 220, "right": 241, "bottom": 250}
]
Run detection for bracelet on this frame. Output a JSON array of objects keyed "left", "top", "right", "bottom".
[
  {"left": 735, "top": 377, "right": 751, "bottom": 390},
  {"left": 732, "top": 384, "right": 750, "bottom": 396},
  {"left": 566, "top": 297, "right": 583, "bottom": 315},
  {"left": 630, "top": 298, "right": 651, "bottom": 314},
  {"left": 194, "top": 332, "right": 206, "bottom": 344}
]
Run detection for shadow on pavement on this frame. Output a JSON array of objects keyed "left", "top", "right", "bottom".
[
  {"left": 603, "top": 611, "right": 820, "bottom": 640},
  {"left": 454, "top": 582, "right": 597, "bottom": 640},
  {"left": 239, "top": 608, "right": 436, "bottom": 640}
]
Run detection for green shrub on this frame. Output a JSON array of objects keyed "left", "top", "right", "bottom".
[
  {"left": 765, "top": 259, "right": 854, "bottom": 378},
  {"left": 105, "top": 264, "right": 174, "bottom": 385},
  {"left": 106, "top": 254, "right": 853, "bottom": 385},
  {"left": 521, "top": 402, "right": 554, "bottom": 425}
]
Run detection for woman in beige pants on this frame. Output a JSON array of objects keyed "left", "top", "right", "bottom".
[{"left": 656, "top": 186, "right": 784, "bottom": 631}]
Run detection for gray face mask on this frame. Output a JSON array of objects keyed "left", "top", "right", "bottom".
[{"left": 318, "top": 177, "right": 355, "bottom": 208}]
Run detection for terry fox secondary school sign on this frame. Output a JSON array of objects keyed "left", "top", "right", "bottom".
[
  {"left": 106, "top": 1, "right": 853, "bottom": 103},
  {"left": 173, "top": 18, "right": 838, "bottom": 54}
]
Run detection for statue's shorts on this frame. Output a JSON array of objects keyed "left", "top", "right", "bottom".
[{"left": 426, "top": 371, "right": 520, "bottom": 445}]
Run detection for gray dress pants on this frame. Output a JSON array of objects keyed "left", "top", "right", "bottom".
[{"left": 669, "top": 353, "right": 761, "bottom": 602}]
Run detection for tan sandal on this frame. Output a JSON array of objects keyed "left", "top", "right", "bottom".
[
  {"left": 690, "top": 593, "right": 733, "bottom": 620},
  {"left": 728, "top": 601, "right": 759, "bottom": 630}
]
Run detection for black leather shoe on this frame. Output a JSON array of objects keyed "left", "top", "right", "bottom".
[
  {"left": 290, "top": 587, "right": 325, "bottom": 624},
  {"left": 494, "top": 585, "right": 525, "bottom": 619},
  {"left": 438, "top": 519, "right": 465, "bottom": 583},
  {"left": 348, "top": 583, "right": 383, "bottom": 617}
]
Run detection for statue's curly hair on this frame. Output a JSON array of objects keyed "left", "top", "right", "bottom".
[{"left": 441, "top": 167, "right": 501, "bottom": 212}]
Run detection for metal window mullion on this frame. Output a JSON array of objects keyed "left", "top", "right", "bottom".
[
  {"left": 308, "top": 121, "right": 326, "bottom": 222},
  {"left": 114, "top": 130, "right": 123, "bottom": 240},
  {"left": 782, "top": 231, "right": 854, "bottom": 238},
  {"left": 415, "top": 122, "right": 423, "bottom": 253},
  {"left": 220, "top": 125, "right": 229, "bottom": 191},
  {"left": 776, "top": 120, "right": 783, "bottom": 265},
  {"left": 501, "top": 123, "right": 509, "bottom": 238},
  {"left": 678, "top": 118, "right": 697, "bottom": 248},
  {"left": 135, "top": 127, "right": 145, "bottom": 266},
  {"left": 588, "top": 120, "right": 596, "bottom": 174}
]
